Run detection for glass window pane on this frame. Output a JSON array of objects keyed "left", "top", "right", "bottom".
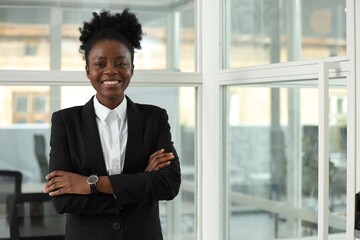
[
  {"left": 0, "top": 1, "right": 196, "bottom": 72},
  {"left": 61, "top": 5, "right": 195, "bottom": 72},
  {"left": 33, "top": 95, "right": 47, "bottom": 113},
  {"left": 10, "top": 87, "right": 51, "bottom": 124},
  {"left": 328, "top": 86, "right": 347, "bottom": 235},
  {"left": 179, "top": 8, "right": 196, "bottom": 72},
  {"left": 61, "top": 10, "right": 93, "bottom": 71},
  {"left": 224, "top": 80, "right": 347, "bottom": 239},
  {"left": 14, "top": 96, "right": 28, "bottom": 112},
  {"left": 125, "top": 86, "right": 197, "bottom": 239},
  {"left": 224, "top": 0, "right": 346, "bottom": 68},
  {"left": 0, "top": 8, "right": 50, "bottom": 70}
]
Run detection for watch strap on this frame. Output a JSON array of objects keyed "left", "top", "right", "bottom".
[
  {"left": 90, "top": 182, "right": 97, "bottom": 194},
  {"left": 87, "top": 174, "right": 99, "bottom": 194}
]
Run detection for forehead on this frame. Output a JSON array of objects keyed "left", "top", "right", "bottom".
[{"left": 89, "top": 39, "right": 132, "bottom": 60}]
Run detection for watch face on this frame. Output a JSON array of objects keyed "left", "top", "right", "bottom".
[{"left": 87, "top": 175, "right": 98, "bottom": 184}]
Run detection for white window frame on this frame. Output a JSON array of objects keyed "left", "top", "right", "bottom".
[{"left": 200, "top": 0, "right": 357, "bottom": 239}]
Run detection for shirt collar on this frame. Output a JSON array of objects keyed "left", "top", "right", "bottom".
[{"left": 93, "top": 96, "right": 127, "bottom": 121}]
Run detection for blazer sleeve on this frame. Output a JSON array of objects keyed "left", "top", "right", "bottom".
[
  {"left": 49, "top": 110, "right": 119, "bottom": 215},
  {"left": 109, "top": 108, "right": 181, "bottom": 206}
]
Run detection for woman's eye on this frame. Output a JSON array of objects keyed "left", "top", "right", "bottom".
[
  {"left": 94, "top": 62, "right": 105, "bottom": 67},
  {"left": 116, "top": 62, "right": 128, "bottom": 67}
]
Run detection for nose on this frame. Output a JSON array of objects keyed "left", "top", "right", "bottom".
[{"left": 105, "top": 64, "right": 117, "bottom": 75}]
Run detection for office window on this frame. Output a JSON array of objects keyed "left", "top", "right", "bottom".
[
  {"left": 12, "top": 90, "right": 50, "bottom": 124},
  {"left": 0, "top": 1, "right": 196, "bottom": 72},
  {"left": 61, "top": 5, "right": 195, "bottom": 72},
  {"left": 223, "top": 0, "right": 346, "bottom": 68},
  {"left": 0, "top": 8, "right": 50, "bottom": 70},
  {"left": 25, "top": 43, "right": 38, "bottom": 56},
  {"left": 14, "top": 96, "right": 28, "bottom": 113},
  {"left": 125, "top": 86, "right": 197, "bottom": 240},
  {"left": 33, "top": 96, "right": 47, "bottom": 113},
  {"left": 224, "top": 81, "right": 347, "bottom": 239}
]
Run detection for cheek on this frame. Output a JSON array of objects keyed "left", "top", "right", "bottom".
[
  {"left": 88, "top": 75, "right": 100, "bottom": 86},
  {"left": 125, "top": 68, "right": 133, "bottom": 78},
  {"left": 87, "top": 70, "right": 100, "bottom": 79},
  {"left": 119, "top": 70, "right": 132, "bottom": 80}
]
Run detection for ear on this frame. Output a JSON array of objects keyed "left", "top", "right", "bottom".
[
  {"left": 131, "top": 64, "right": 134, "bottom": 76},
  {"left": 85, "top": 65, "right": 90, "bottom": 78}
]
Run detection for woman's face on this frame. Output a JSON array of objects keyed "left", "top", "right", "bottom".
[{"left": 86, "top": 39, "right": 133, "bottom": 109}]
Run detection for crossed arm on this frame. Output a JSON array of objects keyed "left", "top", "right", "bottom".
[{"left": 43, "top": 148, "right": 174, "bottom": 196}]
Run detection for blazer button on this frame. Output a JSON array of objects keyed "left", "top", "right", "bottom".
[{"left": 112, "top": 222, "right": 121, "bottom": 231}]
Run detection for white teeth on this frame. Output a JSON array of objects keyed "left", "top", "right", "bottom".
[{"left": 103, "top": 80, "right": 119, "bottom": 85}]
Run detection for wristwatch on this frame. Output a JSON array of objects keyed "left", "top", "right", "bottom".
[{"left": 87, "top": 174, "right": 99, "bottom": 194}]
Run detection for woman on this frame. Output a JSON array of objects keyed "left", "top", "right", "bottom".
[{"left": 43, "top": 9, "right": 181, "bottom": 240}]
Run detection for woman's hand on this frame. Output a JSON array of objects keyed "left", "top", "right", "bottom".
[
  {"left": 43, "top": 149, "right": 175, "bottom": 196},
  {"left": 145, "top": 149, "right": 174, "bottom": 172},
  {"left": 43, "top": 170, "right": 90, "bottom": 196}
]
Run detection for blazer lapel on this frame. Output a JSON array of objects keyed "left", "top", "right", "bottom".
[
  {"left": 81, "top": 97, "right": 108, "bottom": 176},
  {"left": 122, "top": 96, "right": 143, "bottom": 173}
]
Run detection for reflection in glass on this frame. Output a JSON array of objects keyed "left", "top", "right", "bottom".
[
  {"left": 224, "top": 0, "right": 346, "bottom": 68},
  {"left": 224, "top": 82, "right": 347, "bottom": 239}
]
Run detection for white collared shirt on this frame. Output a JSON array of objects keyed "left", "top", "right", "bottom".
[{"left": 93, "top": 96, "right": 128, "bottom": 175}]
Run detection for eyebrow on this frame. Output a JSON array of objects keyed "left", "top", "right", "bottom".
[{"left": 91, "top": 55, "right": 129, "bottom": 61}]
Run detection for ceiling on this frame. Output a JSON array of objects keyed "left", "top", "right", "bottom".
[{"left": 0, "top": 0, "right": 193, "bottom": 11}]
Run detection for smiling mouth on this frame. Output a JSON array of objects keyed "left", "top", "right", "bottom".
[{"left": 102, "top": 80, "right": 121, "bottom": 85}]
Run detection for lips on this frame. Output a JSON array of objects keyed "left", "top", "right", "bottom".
[{"left": 102, "top": 79, "right": 121, "bottom": 85}]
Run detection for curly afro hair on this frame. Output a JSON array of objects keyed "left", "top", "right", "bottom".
[{"left": 79, "top": 9, "right": 143, "bottom": 64}]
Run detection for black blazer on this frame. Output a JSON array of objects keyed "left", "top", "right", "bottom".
[{"left": 48, "top": 96, "right": 181, "bottom": 240}]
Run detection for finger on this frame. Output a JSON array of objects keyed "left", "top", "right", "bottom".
[
  {"left": 158, "top": 161, "right": 171, "bottom": 169},
  {"left": 47, "top": 176, "right": 66, "bottom": 190},
  {"left": 156, "top": 153, "right": 174, "bottom": 163},
  {"left": 45, "top": 170, "right": 64, "bottom": 180},
  {"left": 150, "top": 152, "right": 174, "bottom": 164},
  {"left": 149, "top": 156, "right": 173, "bottom": 171},
  {"left": 46, "top": 175, "right": 69, "bottom": 192},
  {"left": 44, "top": 180, "right": 64, "bottom": 193},
  {"left": 146, "top": 150, "right": 173, "bottom": 172},
  {"left": 145, "top": 160, "right": 157, "bottom": 172},
  {"left": 149, "top": 161, "right": 159, "bottom": 170},
  {"left": 43, "top": 185, "right": 49, "bottom": 193},
  {"left": 150, "top": 149, "right": 165, "bottom": 158},
  {"left": 44, "top": 185, "right": 58, "bottom": 194},
  {"left": 148, "top": 153, "right": 165, "bottom": 164},
  {"left": 48, "top": 187, "right": 65, "bottom": 197}
]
